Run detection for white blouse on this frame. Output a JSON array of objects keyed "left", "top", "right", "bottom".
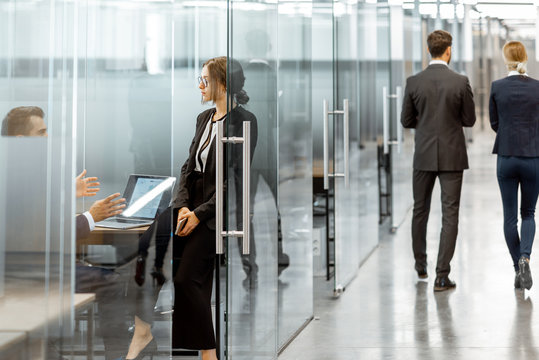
[
  {"left": 195, "top": 112, "right": 226, "bottom": 172},
  {"left": 508, "top": 70, "right": 528, "bottom": 77}
]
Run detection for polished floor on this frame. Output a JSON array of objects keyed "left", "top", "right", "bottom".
[{"left": 279, "top": 129, "right": 539, "bottom": 360}]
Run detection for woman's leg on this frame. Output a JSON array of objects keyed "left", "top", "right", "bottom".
[
  {"left": 201, "top": 349, "right": 218, "bottom": 360},
  {"left": 518, "top": 157, "right": 539, "bottom": 259},
  {"left": 497, "top": 156, "right": 520, "bottom": 271},
  {"left": 125, "top": 316, "right": 153, "bottom": 359}
]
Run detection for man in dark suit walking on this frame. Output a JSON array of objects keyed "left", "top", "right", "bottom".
[{"left": 401, "top": 30, "right": 476, "bottom": 291}]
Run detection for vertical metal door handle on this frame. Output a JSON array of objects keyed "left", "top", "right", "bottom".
[
  {"left": 323, "top": 100, "right": 330, "bottom": 190},
  {"left": 216, "top": 121, "right": 225, "bottom": 254},
  {"left": 382, "top": 86, "right": 389, "bottom": 155},
  {"left": 396, "top": 86, "right": 403, "bottom": 154},
  {"left": 343, "top": 99, "right": 349, "bottom": 188},
  {"left": 215, "top": 121, "right": 251, "bottom": 255},
  {"left": 242, "top": 121, "right": 250, "bottom": 255}
]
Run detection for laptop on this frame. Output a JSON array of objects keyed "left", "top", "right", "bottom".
[{"left": 96, "top": 174, "right": 176, "bottom": 230}]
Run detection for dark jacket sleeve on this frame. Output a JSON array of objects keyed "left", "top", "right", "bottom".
[
  {"left": 460, "top": 77, "right": 476, "bottom": 127},
  {"left": 401, "top": 77, "right": 418, "bottom": 128},
  {"left": 76, "top": 214, "right": 91, "bottom": 240},
  {"left": 489, "top": 82, "right": 498, "bottom": 132},
  {"left": 171, "top": 112, "right": 207, "bottom": 210}
]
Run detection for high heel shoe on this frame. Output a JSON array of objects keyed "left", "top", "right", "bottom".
[
  {"left": 126, "top": 337, "right": 157, "bottom": 360},
  {"left": 134, "top": 256, "right": 146, "bottom": 287},
  {"left": 150, "top": 267, "right": 166, "bottom": 286}
]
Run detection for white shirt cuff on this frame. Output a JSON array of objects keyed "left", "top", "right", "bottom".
[{"left": 83, "top": 211, "right": 96, "bottom": 231}]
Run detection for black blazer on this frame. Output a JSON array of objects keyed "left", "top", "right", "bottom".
[
  {"left": 489, "top": 75, "right": 539, "bottom": 157},
  {"left": 401, "top": 64, "right": 476, "bottom": 171},
  {"left": 170, "top": 106, "right": 258, "bottom": 230},
  {"left": 76, "top": 214, "right": 90, "bottom": 239}
]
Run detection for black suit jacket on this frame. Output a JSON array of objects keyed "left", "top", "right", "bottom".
[
  {"left": 401, "top": 64, "right": 476, "bottom": 171},
  {"left": 170, "top": 106, "right": 258, "bottom": 230},
  {"left": 489, "top": 75, "right": 539, "bottom": 157},
  {"left": 76, "top": 214, "right": 91, "bottom": 239}
]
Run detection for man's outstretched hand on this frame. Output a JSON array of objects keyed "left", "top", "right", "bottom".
[
  {"left": 76, "top": 169, "right": 100, "bottom": 198},
  {"left": 89, "top": 193, "right": 126, "bottom": 222}
]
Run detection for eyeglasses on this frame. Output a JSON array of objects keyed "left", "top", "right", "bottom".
[{"left": 197, "top": 76, "right": 209, "bottom": 87}]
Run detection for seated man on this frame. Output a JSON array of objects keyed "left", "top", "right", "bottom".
[{"left": 1, "top": 106, "right": 48, "bottom": 137}]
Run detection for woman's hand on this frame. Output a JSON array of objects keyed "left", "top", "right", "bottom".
[{"left": 177, "top": 207, "right": 200, "bottom": 237}]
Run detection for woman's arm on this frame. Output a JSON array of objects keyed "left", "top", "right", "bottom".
[
  {"left": 171, "top": 111, "right": 209, "bottom": 210},
  {"left": 488, "top": 83, "right": 499, "bottom": 132}
]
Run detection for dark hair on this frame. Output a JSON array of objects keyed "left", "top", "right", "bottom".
[
  {"left": 427, "top": 30, "right": 452, "bottom": 58},
  {"left": 202, "top": 56, "right": 249, "bottom": 105},
  {"left": 229, "top": 58, "right": 249, "bottom": 105},
  {"left": 1, "top": 106, "right": 45, "bottom": 136}
]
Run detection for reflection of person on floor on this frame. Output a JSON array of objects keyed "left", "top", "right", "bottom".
[
  {"left": 243, "top": 29, "right": 289, "bottom": 288},
  {"left": 169, "top": 56, "right": 257, "bottom": 360},
  {"left": 128, "top": 59, "right": 173, "bottom": 288},
  {"left": 1, "top": 106, "right": 48, "bottom": 137}
]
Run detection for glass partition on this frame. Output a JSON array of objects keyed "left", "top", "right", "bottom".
[
  {"left": 277, "top": 0, "right": 314, "bottom": 349},
  {"left": 225, "top": 1, "right": 279, "bottom": 359},
  {"left": 77, "top": 1, "right": 174, "bottom": 358},
  {"left": 0, "top": 0, "right": 77, "bottom": 358}
]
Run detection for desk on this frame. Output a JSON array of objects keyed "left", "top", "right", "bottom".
[
  {"left": 77, "top": 226, "right": 149, "bottom": 265},
  {"left": 0, "top": 332, "right": 27, "bottom": 360},
  {"left": 79, "top": 226, "right": 149, "bottom": 246},
  {"left": 0, "top": 291, "right": 95, "bottom": 359}
]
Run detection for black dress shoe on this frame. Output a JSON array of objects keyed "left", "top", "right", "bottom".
[
  {"left": 515, "top": 271, "right": 522, "bottom": 289},
  {"left": 434, "top": 276, "right": 456, "bottom": 291},
  {"left": 417, "top": 267, "right": 428, "bottom": 279},
  {"left": 519, "top": 256, "right": 533, "bottom": 290}
]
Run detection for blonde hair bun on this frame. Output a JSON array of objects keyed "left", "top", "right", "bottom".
[
  {"left": 516, "top": 62, "right": 527, "bottom": 74},
  {"left": 503, "top": 41, "right": 528, "bottom": 74}
]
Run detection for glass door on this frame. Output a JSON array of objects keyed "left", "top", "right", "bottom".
[
  {"left": 378, "top": 3, "right": 413, "bottom": 233},
  {"left": 216, "top": 0, "right": 279, "bottom": 359},
  {"left": 313, "top": 0, "right": 381, "bottom": 295},
  {"left": 332, "top": 0, "right": 361, "bottom": 294},
  {"left": 388, "top": 4, "right": 414, "bottom": 232}
]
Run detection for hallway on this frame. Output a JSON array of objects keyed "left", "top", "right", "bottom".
[{"left": 280, "top": 129, "right": 539, "bottom": 360}]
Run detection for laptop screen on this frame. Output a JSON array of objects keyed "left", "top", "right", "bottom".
[{"left": 121, "top": 176, "right": 176, "bottom": 219}]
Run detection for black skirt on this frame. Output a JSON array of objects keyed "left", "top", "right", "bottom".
[{"left": 172, "top": 172, "right": 216, "bottom": 350}]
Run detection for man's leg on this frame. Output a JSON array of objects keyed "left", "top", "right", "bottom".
[
  {"left": 412, "top": 170, "right": 437, "bottom": 273},
  {"left": 436, "top": 171, "right": 463, "bottom": 278}
]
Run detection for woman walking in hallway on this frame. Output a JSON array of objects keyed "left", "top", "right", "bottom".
[{"left": 489, "top": 41, "right": 539, "bottom": 290}]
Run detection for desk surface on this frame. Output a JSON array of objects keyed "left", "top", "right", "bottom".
[
  {"left": 0, "top": 292, "right": 95, "bottom": 333},
  {"left": 0, "top": 332, "right": 26, "bottom": 352},
  {"left": 93, "top": 225, "right": 149, "bottom": 234}
]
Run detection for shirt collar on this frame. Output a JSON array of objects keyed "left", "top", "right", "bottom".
[
  {"left": 508, "top": 70, "right": 528, "bottom": 77},
  {"left": 429, "top": 60, "right": 448, "bottom": 67}
]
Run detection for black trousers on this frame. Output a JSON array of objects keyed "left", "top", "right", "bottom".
[
  {"left": 412, "top": 169, "right": 463, "bottom": 278},
  {"left": 172, "top": 174, "right": 216, "bottom": 350}
]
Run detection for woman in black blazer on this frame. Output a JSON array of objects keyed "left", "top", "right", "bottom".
[
  {"left": 490, "top": 41, "right": 539, "bottom": 291},
  {"left": 169, "top": 56, "right": 257, "bottom": 360}
]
